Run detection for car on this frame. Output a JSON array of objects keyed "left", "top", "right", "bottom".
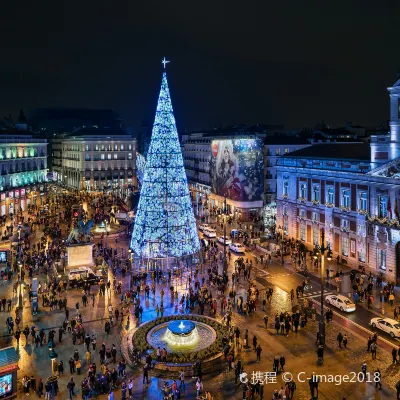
[
  {"left": 203, "top": 227, "right": 217, "bottom": 238},
  {"left": 325, "top": 294, "right": 356, "bottom": 312},
  {"left": 229, "top": 243, "right": 245, "bottom": 253},
  {"left": 68, "top": 267, "right": 102, "bottom": 288},
  {"left": 199, "top": 223, "right": 209, "bottom": 232},
  {"left": 369, "top": 317, "right": 400, "bottom": 338},
  {"left": 218, "top": 236, "right": 232, "bottom": 246}
]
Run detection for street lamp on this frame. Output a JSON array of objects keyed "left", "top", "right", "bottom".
[{"left": 313, "top": 228, "right": 332, "bottom": 346}]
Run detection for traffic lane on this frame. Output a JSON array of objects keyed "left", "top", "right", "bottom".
[
  {"left": 312, "top": 298, "right": 400, "bottom": 353},
  {"left": 256, "top": 262, "right": 400, "bottom": 349}
]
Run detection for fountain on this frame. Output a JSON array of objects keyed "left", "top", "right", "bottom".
[
  {"left": 163, "top": 320, "right": 199, "bottom": 346},
  {"left": 146, "top": 317, "right": 217, "bottom": 353}
]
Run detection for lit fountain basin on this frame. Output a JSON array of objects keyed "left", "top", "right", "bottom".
[{"left": 147, "top": 319, "right": 216, "bottom": 353}]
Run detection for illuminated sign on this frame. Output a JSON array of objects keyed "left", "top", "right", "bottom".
[
  {"left": 14, "top": 190, "right": 19, "bottom": 198},
  {"left": 20, "top": 189, "right": 25, "bottom": 197},
  {"left": 210, "top": 138, "right": 264, "bottom": 202},
  {"left": 0, "top": 194, "right": 5, "bottom": 202}
]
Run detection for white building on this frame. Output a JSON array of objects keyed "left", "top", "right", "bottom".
[{"left": 54, "top": 126, "right": 137, "bottom": 192}]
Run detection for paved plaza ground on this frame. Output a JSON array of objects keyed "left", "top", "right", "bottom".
[{"left": 1, "top": 202, "right": 399, "bottom": 399}]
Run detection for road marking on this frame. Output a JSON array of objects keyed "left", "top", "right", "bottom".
[{"left": 312, "top": 298, "right": 400, "bottom": 347}]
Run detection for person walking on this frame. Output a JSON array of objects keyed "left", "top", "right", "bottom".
[
  {"left": 343, "top": 334, "right": 348, "bottom": 349},
  {"left": 256, "top": 344, "right": 262, "bottom": 362},
  {"left": 67, "top": 378, "right": 75, "bottom": 400},
  {"left": 370, "top": 342, "right": 377, "bottom": 360},
  {"left": 337, "top": 332, "right": 343, "bottom": 348},
  {"left": 393, "top": 347, "right": 398, "bottom": 364}
]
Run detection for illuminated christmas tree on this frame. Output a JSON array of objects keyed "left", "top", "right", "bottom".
[{"left": 131, "top": 62, "right": 200, "bottom": 260}]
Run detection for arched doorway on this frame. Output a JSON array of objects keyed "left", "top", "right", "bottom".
[{"left": 396, "top": 242, "right": 400, "bottom": 286}]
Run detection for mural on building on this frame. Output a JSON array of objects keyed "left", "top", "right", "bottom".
[{"left": 210, "top": 139, "right": 264, "bottom": 202}]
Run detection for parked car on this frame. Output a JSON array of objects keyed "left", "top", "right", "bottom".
[
  {"left": 229, "top": 243, "right": 245, "bottom": 253},
  {"left": 218, "top": 236, "right": 232, "bottom": 246},
  {"left": 369, "top": 317, "right": 400, "bottom": 338},
  {"left": 325, "top": 294, "right": 355, "bottom": 312},
  {"left": 198, "top": 223, "right": 209, "bottom": 232},
  {"left": 203, "top": 228, "right": 217, "bottom": 238},
  {"left": 68, "top": 267, "right": 102, "bottom": 288}
]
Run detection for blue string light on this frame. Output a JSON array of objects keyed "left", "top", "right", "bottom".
[{"left": 131, "top": 72, "right": 200, "bottom": 258}]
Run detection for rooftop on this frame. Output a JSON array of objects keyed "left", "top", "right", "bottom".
[
  {"left": 264, "top": 135, "right": 310, "bottom": 145},
  {"left": 282, "top": 143, "right": 371, "bottom": 162},
  {"left": 68, "top": 125, "right": 128, "bottom": 136}
]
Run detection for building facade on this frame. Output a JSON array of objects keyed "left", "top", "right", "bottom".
[
  {"left": 264, "top": 136, "right": 310, "bottom": 204},
  {"left": 276, "top": 77, "right": 400, "bottom": 284},
  {"left": 54, "top": 127, "right": 137, "bottom": 192},
  {"left": 182, "top": 128, "right": 266, "bottom": 222},
  {"left": 0, "top": 131, "right": 48, "bottom": 215}
]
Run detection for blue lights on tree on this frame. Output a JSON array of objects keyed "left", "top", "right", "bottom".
[{"left": 131, "top": 71, "right": 200, "bottom": 259}]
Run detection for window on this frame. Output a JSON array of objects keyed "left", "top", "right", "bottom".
[
  {"left": 120, "top": 144, "right": 124, "bottom": 151},
  {"left": 101, "top": 145, "right": 105, "bottom": 151},
  {"left": 300, "top": 209, "right": 306, "bottom": 218},
  {"left": 359, "top": 192, "right": 367, "bottom": 211},
  {"left": 341, "top": 219, "right": 349, "bottom": 230},
  {"left": 114, "top": 154, "right": 118, "bottom": 159},
  {"left": 85, "top": 145, "right": 90, "bottom": 151},
  {"left": 283, "top": 181, "right": 289, "bottom": 196},
  {"left": 284, "top": 148, "right": 289, "bottom": 154},
  {"left": 85, "top": 154, "right": 90, "bottom": 161},
  {"left": 114, "top": 144, "right": 118, "bottom": 151},
  {"left": 300, "top": 223, "right": 306, "bottom": 241},
  {"left": 377, "top": 249, "right": 386, "bottom": 270},
  {"left": 107, "top": 154, "right": 112, "bottom": 160},
  {"left": 327, "top": 187, "right": 334, "bottom": 204},
  {"left": 312, "top": 212, "right": 318, "bottom": 222},
  {"left": 312, "top": 185, "right": 320, "bottom": 202},
  {"left": 128, "top": 153, "right": 132, "bottom": 160},
  {"left": 313, "top": 226, "right": 319, "bottom": 245},
  {"left": 100, "top": 154, "right": 105, "bottom": 160},
  {"left": 341, "top": 236, "right": 349, "bottom": 256},
  {"left": 378, "top": 195, "right": 388, "bottom": 218},
  {"left": 300, "top": 183, "right": 307, "bottom": 198},
  {"left": 128, "top": 144, "right": 132, "bottom": 150},
  {"left": 95, "top": 145, "right": 99, "bottom": 151},
  {"left": 283, "top": 217, "right": 288, "bottom": 233},
  {"left": 275, "top": 148, "right": 281, "bottom": 155},
  {"left": 342, "top": 189, "right": 350, "bottom": 208}
]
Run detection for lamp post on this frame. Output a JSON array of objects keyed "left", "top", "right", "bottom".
[
  {"left": 313, "top": 228, "right": 332, "bottom": 346},
  {"left": 223, "top": 195, "right": 228, "bottom": 273}
]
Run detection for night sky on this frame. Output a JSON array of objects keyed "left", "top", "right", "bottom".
[{"left": 1, "top": 1, "right": 399, "bottom": 131}]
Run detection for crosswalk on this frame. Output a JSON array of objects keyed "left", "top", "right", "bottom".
[{"left": 301, "top": 289, "right": 332, "bottom": 298}]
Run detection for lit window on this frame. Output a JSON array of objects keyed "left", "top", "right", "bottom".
[
  {"left": 342, "top": 189, "right": 350, "bottom": 208},
  {"left": 114, "top": 154, "right": 118, "bottom": 159},
  {"left": 120, "top": 144, "right": 124, "bottom": 151},
  {"left": 313, "top": 226, "right": 319, "bottom": 245},
  {"left": 284, "top": 148, "right": 289, "bottom": 153},
  {"left": 341, "top": 219, "right": 349, "bottom": 230},
  {"left": 300, "top": 223, "right": 306, "bottom": 241},
  {"left": 95, "top": 145, "right": 99, "bottom": 151},
  {"left": 341, "top": 236, "right": 349, "bottom": 256},
  {"left": 101, "top": 145, "right": 105, "bottom": 151},
  {"left": 128, "top": 153, "right": 132, "bottom": 160},
  {"left": 300, "top": 183, "right": 307, "bottom": 198},
  {"left": 107, "top": 154, "right": 112, "bottom": 160},
  {"left": 327, "top": 187, "right": 334, "bottom": 204},
  {"left": 377, "top": 249, "right": 386, "bottom": 270},
  {"left": 107, "top": 145, "right": 112, "bottom": 151},
  {"left": 275, "top": 148, "right": 281, "bottom": 155},
  {"left": 312, "top": 186, "right": 320, "bottom": 202},
  {"left": 114, "top": 144, "right": 118, "bottom": 151},
  {"left": 283, "top": 181, "right": 289, "bottom": 196},
  {"left": 101, "top": 154, "right": 105, "bottom": 160},
  {"left": 128, "top": 144, "right": 132, "bottom": 150},
  {"left": 85, "top": 154, "right": 90, "bottom": 161},
  {"left": 85, "top": 145, "right": 90, "bottom": 151},
  {"left": 359, "top": 192, "right": 367, "bottom": 211},
  {"left": 378, "top": 195, "right": 387, "bottom": 218}
]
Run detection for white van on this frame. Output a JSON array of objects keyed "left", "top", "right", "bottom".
[{"left": 203, "top": 227, "right": 217, "bottom": 238}]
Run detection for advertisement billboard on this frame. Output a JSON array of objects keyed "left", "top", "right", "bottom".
[
  {"left": 0, "top": 374, "right": 12, "bottom": 397},
  {"left": 211, "top": 138, "right": 264, "bottom": 202}
]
